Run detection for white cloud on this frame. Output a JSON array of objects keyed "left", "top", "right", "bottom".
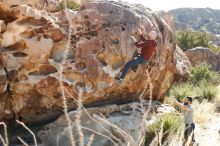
[{"left": 119, "top": 0, "right": 220, "bottom": 10}]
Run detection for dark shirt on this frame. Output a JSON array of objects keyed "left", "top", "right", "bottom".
[{"left": 135, "top": 34, "right": 157, "bottom": 60}]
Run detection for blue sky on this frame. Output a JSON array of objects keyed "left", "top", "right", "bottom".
[{"left": 120, "top": 0, "right": 220, "bottom": 11}]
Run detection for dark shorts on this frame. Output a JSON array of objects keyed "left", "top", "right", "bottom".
[{"left": 184, "top": 123, "right": 195, "bottom": 143}]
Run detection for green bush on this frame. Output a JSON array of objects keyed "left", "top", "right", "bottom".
[
  {"left": 168, "top": 83, "right": 199, "bottom": 101},
  {"left": 202, "top": 88, "right": 217, "bottom": 102},
  {"left": 145, "top": 112, "right": 183, "bottom": 145},
  {"left": 176, "top": 31, "right": 209, "bottom": 51},
  {"left": 190, "top": 64, "right": 220, "bottom": 85},
  {"left": 208, "top": 45, "right": 220, "bottom": 53},
  {"left": 168, "top": 82, "right": 217, "bottom": 102},
  {"left": 190, "top": 64, "right": 211, "bottom": 84},
  {"left": 199, "top": 82, "right": 218, "bottom": 102},
  {"left": 59, "top": 0, "right": 80, "bottom": 10}
]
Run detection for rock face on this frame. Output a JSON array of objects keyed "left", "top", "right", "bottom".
[
  {"left": 37, "top": 101, "right": 175, "bottom": 146},
  {"left": 0, "top": 1, "right": 190, "bottom": 123},
  {"left": 185, "top": 47, "right": 220, "bottom": 72},
  {"left": 173, "top": 46, "right": 192, "bottom": 81}
]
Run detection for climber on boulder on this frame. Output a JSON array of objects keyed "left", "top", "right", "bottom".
[{"left": 115, "top": 29, "right": 157, "bottom": 83}]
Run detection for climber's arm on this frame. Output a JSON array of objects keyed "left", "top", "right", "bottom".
[
  {"left": 135, "top": 40, "right": 156, "bottom": 48},
  {"left": 134, "top": 42, "right": 145, "bottom": 48},
  {"left": 140, "top": 34, "right": 146, "bottom": 41},
  {"left": 137, "top": 29, "right": 147, "bottom": 41},
  {"left": 170, "top": 96, "right": 192, "bottom": 112}
]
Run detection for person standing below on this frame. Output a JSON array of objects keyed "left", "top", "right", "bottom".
[
  {"left": 170, "top": 96, "right": 198, "bottom": 146},
  {"left": 115, "top": 29, "right": 157, "bottom": 83}
]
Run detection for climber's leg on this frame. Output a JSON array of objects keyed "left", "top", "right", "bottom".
[
  {"left": 119, "top": 56, "right": 147, "bottom": 79},
  {"left": 131, "top": 56, "right": 139, "bottom": 72},
  {"left": 132, "top": 65, "right": 138, "bottom": 72},
  {"left": 119, "top": 58, "right": 140, "bottom": 79},
  {"left": 131, "top": 54, "right": 139, "bottom": 72},
  {"left": 138, "top": 56, "right": 148, "bottom": 79}
]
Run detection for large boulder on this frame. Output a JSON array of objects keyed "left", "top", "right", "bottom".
[
  {"left": 185, "top": 47, "right": 220, "bottom": 72},
  {"left": 173, "top": 46, "right": 192, "bottom": 81},
  {"left": 37, "top": 101, "right": 175, "bottom": 146},
  {"left": 0, "top": 1, "right": 190, "bottom": 123}
]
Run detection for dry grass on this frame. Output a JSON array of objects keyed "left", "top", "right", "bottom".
[
  {"left": 145, "top": 112, "right": 184, "bottom": 146},
  {"left": 86, "top": 134, "right": 95, "bottom": 146},
  {"left": 16, "top": 120, "right": 38, "bottom": 146},
  {"left": 75, "top": 90, "right": 84, "bottom": 146},
  {"left": 57, "top": 0, "right": 78, "bottom": 145},
  {"left": 214, "top": 85, "right": 220, "bottom": 112},
  {"left": 0, "top": 121, "right": 37, "bottom": 146},
  {"left": 0, "top": 122, "right": 8, "bottom": 146},
  {"left": 192, "top": 100, "right": 215, "bottom": 125},
  {"left": 17, "top": 136, "right": 28, "bottom": 146}
]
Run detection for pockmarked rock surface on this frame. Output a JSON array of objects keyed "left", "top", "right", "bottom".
[
  {"left": 173, "top": 46, "right": 192, "bottom": 81},
  {"left": 37, "top": 101, "right": 176, "bottom": 146},
  {"left": 185, "top": 47, "right": 220, "bottom": 72},
  {"left": 0, "top": 1, "right": 190, "bottom": 123}
]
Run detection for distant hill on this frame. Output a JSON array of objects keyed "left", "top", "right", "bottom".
[{"left": 163, "top": 8, "right": 220, "bottom": 35}]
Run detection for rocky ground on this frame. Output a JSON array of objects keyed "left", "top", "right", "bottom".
[
  {"left": 195, "top": 85, "right": 220, "bottom": 146},
  {"left": 4, "top": 100, "right": 175, "bottom": 146},
  {"left": 195, "top": 113, "right": 220, "bottom": 146}
]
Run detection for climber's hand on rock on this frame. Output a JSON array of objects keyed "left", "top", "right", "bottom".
[
  {"left": 131, "top": 36, "right": 137, "bottom": 42},
  {"left": 138, "top": 28, "right": 142, "bottom": 35}
]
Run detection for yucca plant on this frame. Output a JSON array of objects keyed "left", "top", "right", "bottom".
[
  {"left": 199, "top": 82, "right": 218, "bottom": 101},
  {"left": 145, "top": 112, "right": 184, "bottom": 145},
  {"left": 190, "top": 64, "right": 220, "bottom": 85},
  {"left": 59, "top": 0, "right": 80, "bottom": 10},
  {"left": 167, "top": 83, "right": 198, "bottom": 101}
]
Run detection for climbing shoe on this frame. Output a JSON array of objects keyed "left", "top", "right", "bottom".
[{"left": 115, "top": 77, "right": 123, "bottom": 83}]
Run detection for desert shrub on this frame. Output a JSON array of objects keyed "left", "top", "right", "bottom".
[
  {"left": 167, "top": 83, "right": 199, "bottom": 101},
  {"left": 190, "top": 65, "right": 212, "bottom": 84},
  {"left": 208, "top": 45, "right": 220, "bottom": 53},
  {"left": 190, "top": 64, "right": 220, "bottom": 85},
  {"left": 202, "top": 89, "right": 217, "bottom": 102},
  {"left": 168, "top": 82, "right": 217, "bottom": 102},
  {"left": 199, "top": 82, "right": 218, "bottom": 101},
  {"left": 60, "top": 0, "right": 80, "bottom": 10},
  {"left": 192, "top": 100, "right": 215, "bottom": 124},
  {"left": 145, "top": 112, "right": 183, "bottom": 145},
  {"left": 176, "top": 31, "right": 209, "bottom": 51}
]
